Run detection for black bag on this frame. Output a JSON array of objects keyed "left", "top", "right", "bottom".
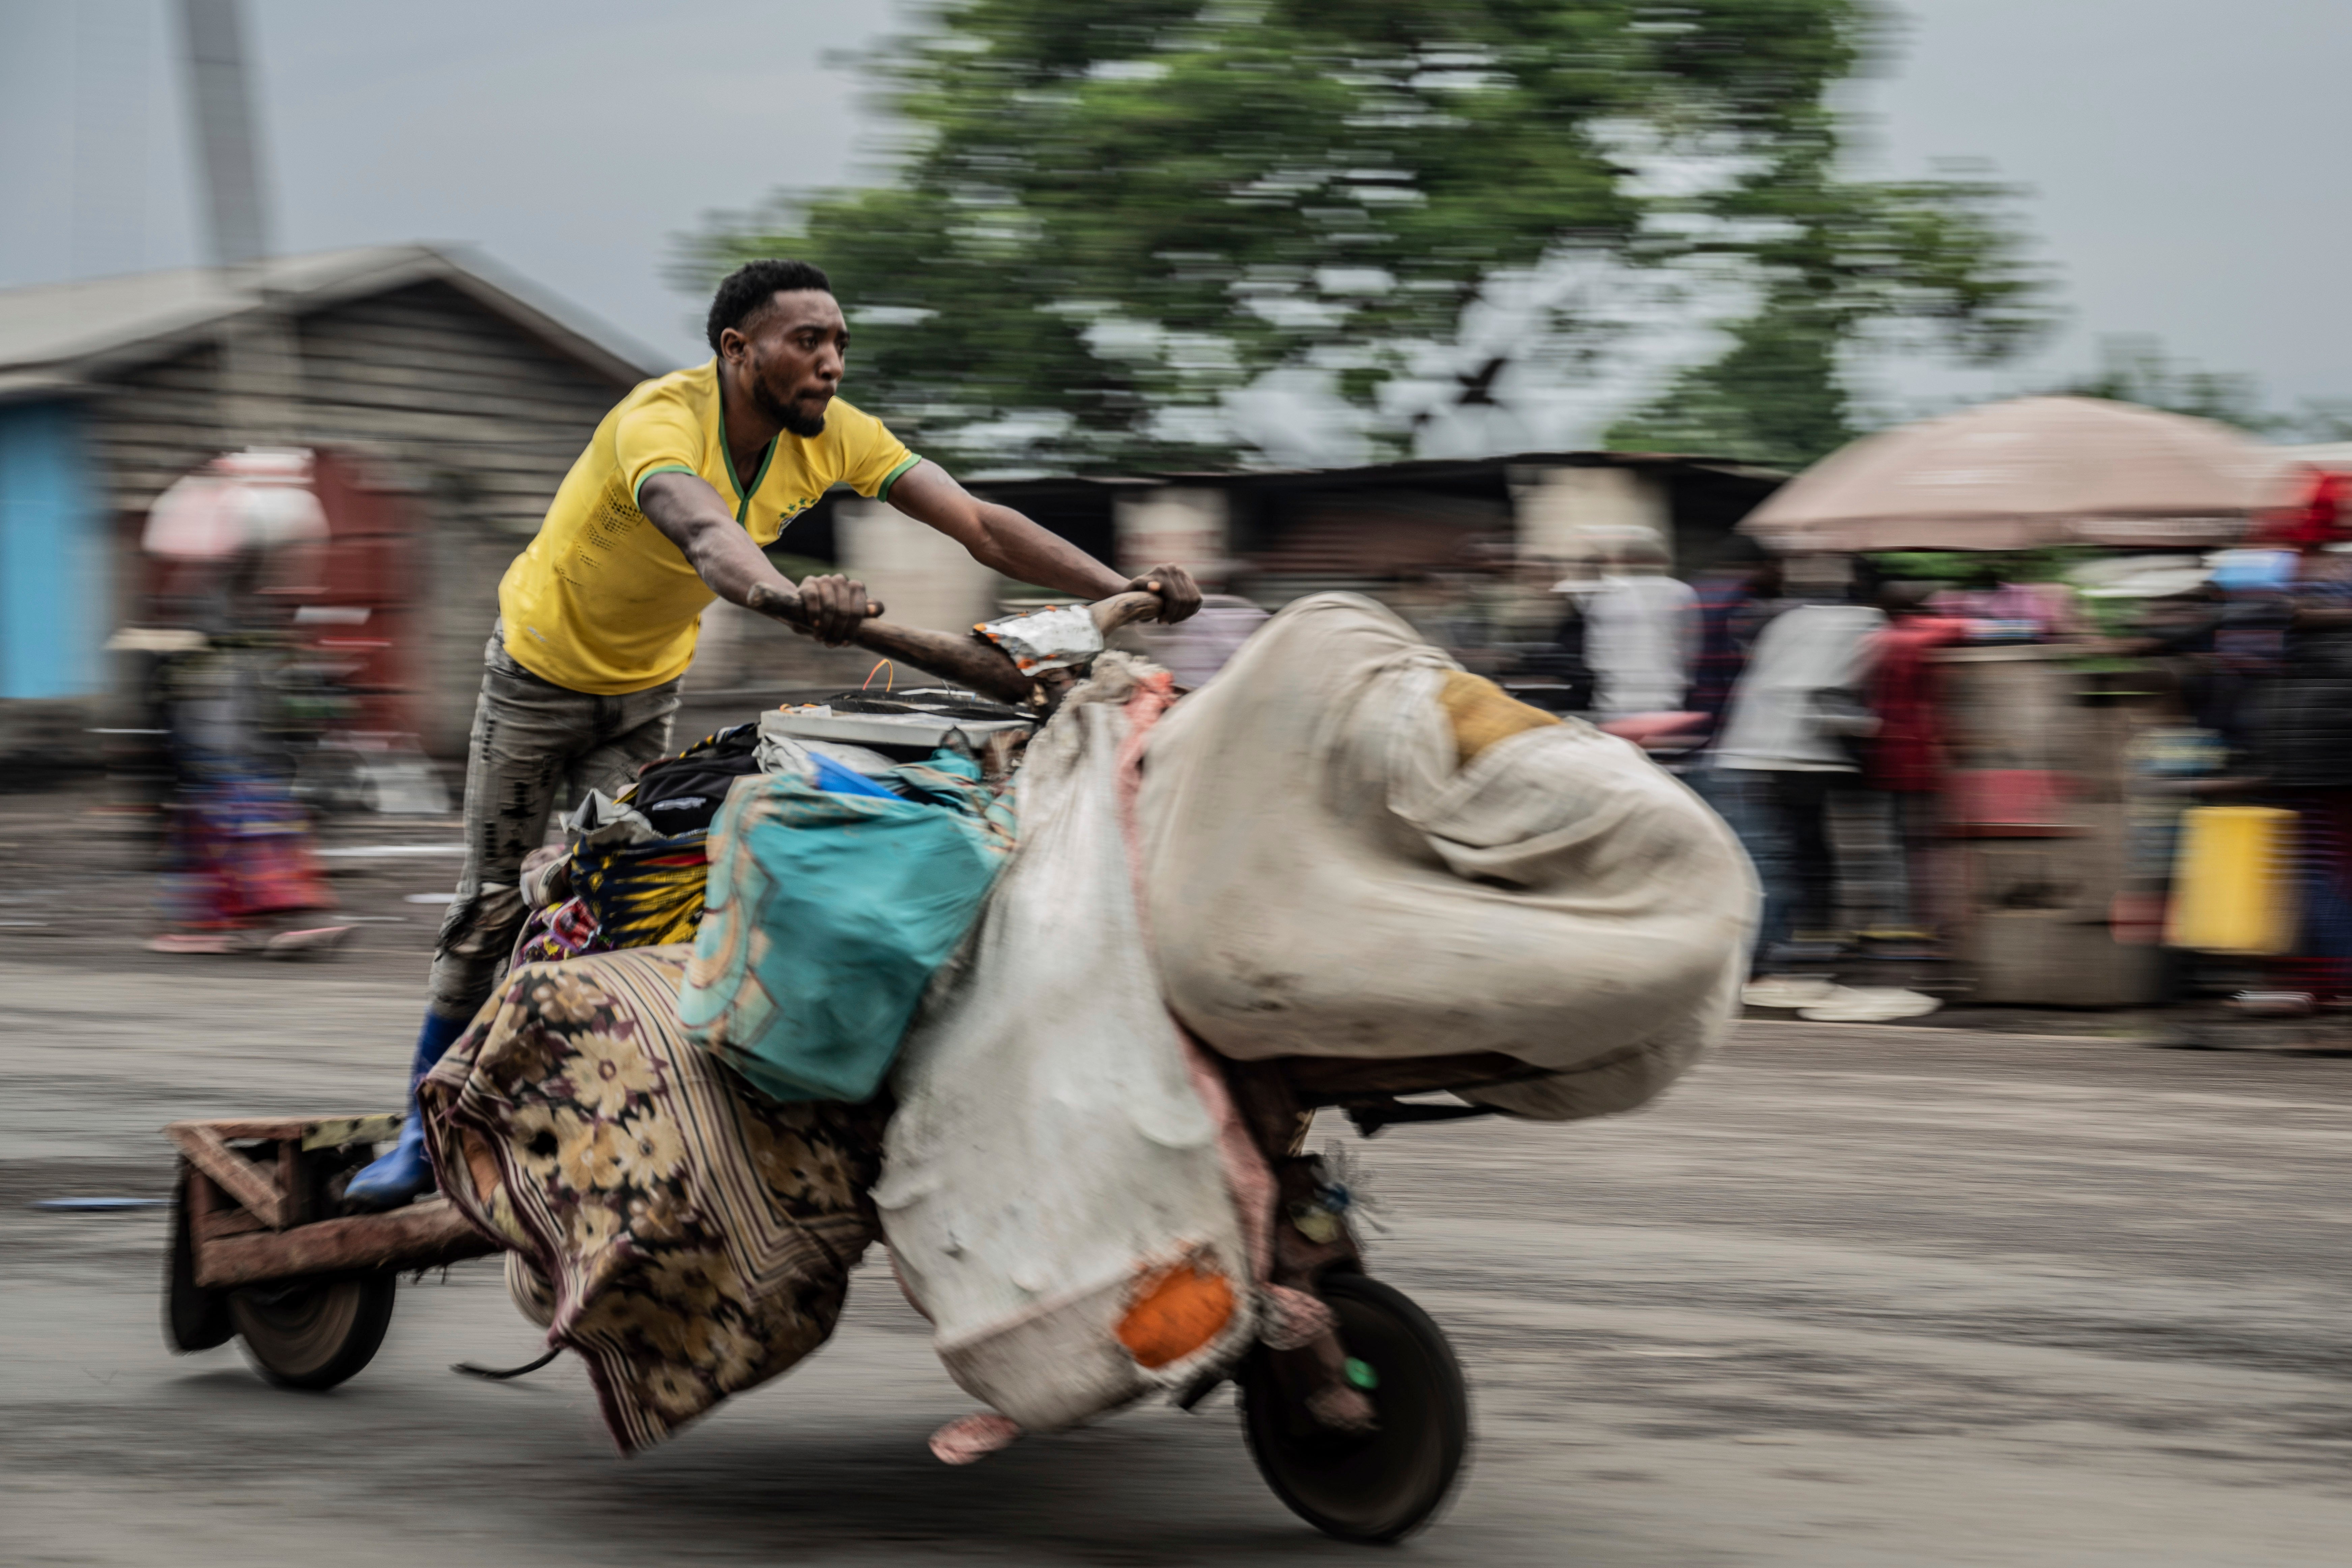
[{"left": 627, "top": 724, "right": 764, "bottom": 835}]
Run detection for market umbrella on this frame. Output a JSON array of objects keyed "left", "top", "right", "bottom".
[
  {"left": 1738, "top": 396, "right": 2277, "bottom": 553},
  {"left": 142, "top": 448, "right": 328, "bottom": 560}
]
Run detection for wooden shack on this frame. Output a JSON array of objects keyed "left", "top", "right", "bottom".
[{"left": 0, "top": 245, "right": 662, "bottom": 760}]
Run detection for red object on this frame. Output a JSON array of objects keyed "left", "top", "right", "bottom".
[
  {"left": 304, "top": 451, "right": 426, "bottom": 736},
  {"left": 1863, "top": 616, "right": 1967, "bottom": 792},
  {"left": 164, "top": 783, "right": 337, "bottom": 928},
  {"left": 1946, "top": 769, "right": 2073, "bottom": 835},
  {"left": 2252, "top": 468, "right": 2350, "bottom": 551},
  {"left": 1597, "top": 710, "right": 1707, "bottom": 748},
  {"left": 2109, "top": 890, "right": 2167, "bottom": 946}
]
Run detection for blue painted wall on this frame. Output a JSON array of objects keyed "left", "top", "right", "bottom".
[{"left": 0, "top": 401, "right": 107, "bottom": 699}]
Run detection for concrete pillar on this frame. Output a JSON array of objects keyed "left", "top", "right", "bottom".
[
  {"left": 835, "top": 497, "right": 1000, "bottom": 634},
  {"left": 1113, "top": 487, "right": 1230, "bottom": 578},
  {"left": 1512, "top": 465, "right": 1671, "bottom": 566}
]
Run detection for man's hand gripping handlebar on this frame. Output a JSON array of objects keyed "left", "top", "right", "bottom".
[
  {"left": 753, "top": 582, "right": 1174, "bottom": 707},
  {"left": 746, "top": 575, "right": 882, "bottom": 647}
]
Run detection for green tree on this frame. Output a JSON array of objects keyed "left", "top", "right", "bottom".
[
  {"left": 1608, "top": 164, "right": 2048, "bottom": 465},
  {"left": 680, "top": 1, "right": 2052, "bottom": 473},
  {"left": 1605, "top": 307, "right": 1855, "bottom": 465},
  {"left": 2057, "top": 334, "right": 2283, "bottom": 433},
  {"left": 2006, "top": 335, "right": 2352, "bottom": 445}
]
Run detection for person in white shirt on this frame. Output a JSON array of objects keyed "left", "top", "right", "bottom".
[
  {"left": 1712, "top": 559, "right": 1886, "bottom": 974},
  {"left": 1583, "top": 535, "right": 1697, "bottom": 717}
]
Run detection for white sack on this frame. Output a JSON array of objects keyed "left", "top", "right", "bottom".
[
  {"left": 1136, "top": 593, "right": 1755, "bottom": 1122},
  {"left": 873, "top": 656, "right": 1256, "bottom": 1431}
]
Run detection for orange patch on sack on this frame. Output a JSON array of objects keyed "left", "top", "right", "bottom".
[
  {"left": 1116, "top": 1258, "right": 1236, "bottom": 1369},
  {"left": 1436, "top": 669, "right": 1559, "bottom": 763}
]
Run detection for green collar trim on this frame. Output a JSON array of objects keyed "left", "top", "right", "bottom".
[
  {"left": 729, "top": 435, "right": 777, "bottom": 523},
  {"left": 715, "top": 374, "right": 780, "bottom": 524}
]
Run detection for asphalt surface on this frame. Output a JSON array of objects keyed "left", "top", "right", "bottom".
[{"left": 4, "top": 801, "right": 2352, "bottom": 1565}]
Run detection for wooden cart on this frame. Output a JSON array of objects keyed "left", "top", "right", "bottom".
[
  {"left": 150, "top": 592, "right": 1491, "bottom": 1543},
  {"left": 163, "top": 1114, "right": 497, "bottom": 1387}
]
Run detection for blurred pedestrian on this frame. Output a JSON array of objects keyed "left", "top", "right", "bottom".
[
  {"left": 2119, "top": 664, "right": 2231, "bottom": 996},
  {"left": 1709, "top": 555, "right": 1885, "bottom": 990},
  {"left": 1686, "top": 534, "right": 1783, "bottom": 747},
  {"left": 148, "top": 645, "right": 344, "bottom": 954},
  {"left": 1860, "top": 582, "right": 1967, "bottom": 944},
  {"left": 2242, "top": 475, "right": 2352, "bottom": 1010},
  {"left": 139, "top": 451, "right": 348, "bottom": 957},
  {"left": 1584, "top": 534, "right": 1696, "bottom": 718},
  {"left": 2204, "top": 548, "right": 2299, "bottom": 757}
]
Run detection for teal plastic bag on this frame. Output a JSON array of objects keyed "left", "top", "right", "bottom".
[{"left": 680, "top": 758, "right": 1015, "bottom": 1102}]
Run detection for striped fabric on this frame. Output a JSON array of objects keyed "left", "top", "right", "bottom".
[{"left": 572, "top": 830, "right": 713, "bottom": 949}]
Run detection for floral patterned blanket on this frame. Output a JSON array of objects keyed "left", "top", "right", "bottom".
[{"left": 418, "top": 945, "right": 888, "bottom": 1454}]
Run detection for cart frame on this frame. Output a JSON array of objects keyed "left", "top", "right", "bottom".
[{"left": 164, "top": 1113, "right": 495, "bottom": 1348}]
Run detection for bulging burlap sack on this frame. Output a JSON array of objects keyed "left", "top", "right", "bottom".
[{"left": 1136, "top": 594, "right": 1755, "bottom": 1122}]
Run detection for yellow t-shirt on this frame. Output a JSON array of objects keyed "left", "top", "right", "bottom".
[{"left": 497, "top": 360, "right": 920, "bottom": 693}]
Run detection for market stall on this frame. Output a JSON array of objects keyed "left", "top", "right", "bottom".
[{"left": 1740, "top": 396, "right": 2277, "bottom": 1007}]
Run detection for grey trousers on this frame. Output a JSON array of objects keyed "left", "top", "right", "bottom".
[{"left": 425, "top": 630, "right": 681, "bottom": 1019}]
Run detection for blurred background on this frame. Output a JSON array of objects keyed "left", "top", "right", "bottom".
[
  {"left": 7, "top": 6, "right": 2352, "bottom": 1563},
  {"left": 0, "top": 0, "right": 2343, "bottom": 992},
  {"left": 2, "top": 0, "right": 2347, "bottom": 1007}
]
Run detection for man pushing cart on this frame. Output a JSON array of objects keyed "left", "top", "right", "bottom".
[{"left": 341, "top": 257, "right": 1198, "bottom": 1210}]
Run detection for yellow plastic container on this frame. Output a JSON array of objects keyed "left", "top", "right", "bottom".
[{"left": 2164, "top": 806, "right": 2298, "bottom": 955}]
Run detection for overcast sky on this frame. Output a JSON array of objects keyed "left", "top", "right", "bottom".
[{"left": 2, "top": 0, "right": 2345, "bottom": 441}]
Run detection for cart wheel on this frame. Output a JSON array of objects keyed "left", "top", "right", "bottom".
[
  {"left": 230, "top": 1272, "right": 397, "bottom": 1391},
  {"left": 165, "top": 1169, "right": 233, "bottom": 1353},
  {"left": 1237, "top": 1272, "right": 1470, "bottom": 1544}
]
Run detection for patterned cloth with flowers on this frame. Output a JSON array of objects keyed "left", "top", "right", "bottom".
[{"left": 418, "top": 943, "right": 888, "bottom": 1454}]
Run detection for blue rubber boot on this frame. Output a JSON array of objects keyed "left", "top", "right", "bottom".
[{"left": 343, "top": 1010, "right": 470, "bottom": 1211}]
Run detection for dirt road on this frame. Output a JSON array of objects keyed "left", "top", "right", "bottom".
[{"left": 6, "top": 863, "right": 2351, "bottom": 1567}]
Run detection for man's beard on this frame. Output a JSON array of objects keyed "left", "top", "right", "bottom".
[{"left": 754, "top": 378, "right": 827, "bottom": 438}]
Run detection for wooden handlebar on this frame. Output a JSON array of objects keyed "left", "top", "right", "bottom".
[
  {"left": 1090, "top": 590, "right": 1167, "bottom": 637},
  {"left": 845, "top": 619, "right": 1031, "bottom": 704},
  {"left": 833, "top": 589, "right": 1170, "bottom": 706}
]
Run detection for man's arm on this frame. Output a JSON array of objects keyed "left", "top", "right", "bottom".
[
  {"left": 887, "top": 460, "right": 1201, "bottom": 622},
  {"left": 638, "top": 471, "right": 872, "bottom": 644}
]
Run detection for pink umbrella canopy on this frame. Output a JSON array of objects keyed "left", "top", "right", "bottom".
[
  {"left": 142, "top": 448, "right": 329, "bottom": 561},
  {"left": 1738, "top": 396, "right": 2279, "bottom": 552}
]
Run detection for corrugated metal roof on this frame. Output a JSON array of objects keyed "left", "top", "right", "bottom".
[{"left": 0, "top": 244, "right": 667, "bottom": 390}]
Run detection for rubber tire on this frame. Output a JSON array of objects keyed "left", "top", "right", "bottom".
[
  {"left": 230, "top": 1272, "right": 398, "bottom": 1391},
  {"left": 164, "top": 1169, "right": 234, "bottom": 1353},
  {"left": 1238, "top": 1272, "right": 1470, "bottom": 1544}
]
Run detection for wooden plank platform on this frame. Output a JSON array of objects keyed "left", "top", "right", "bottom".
[{"left": 166, "top": 1115, "right": 500, "bottom": 1290}]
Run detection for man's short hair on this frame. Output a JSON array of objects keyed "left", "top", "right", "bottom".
[{"left": 706, "top": 259, "right": 833, "bottom": 352}]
